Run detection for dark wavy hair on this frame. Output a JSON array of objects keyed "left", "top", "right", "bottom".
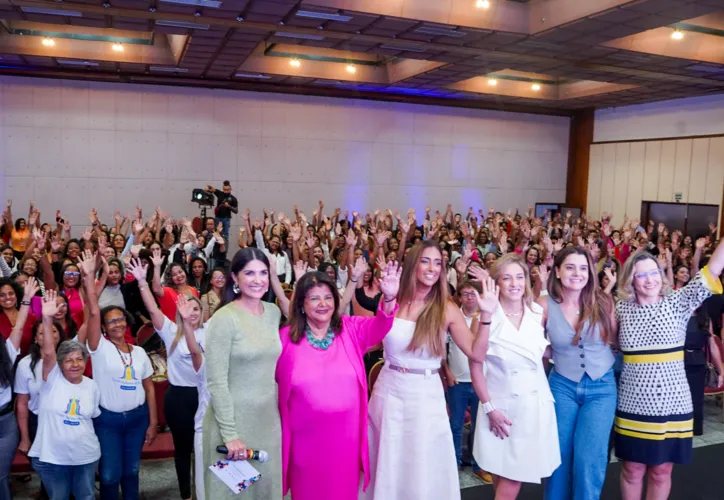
[
  {"left": 286, "top": 271, "right": 342, "bottom": 344},
  {"left": 27, "top": 318, "right": 67, "bottom": 377},
  {"left": 549, "top": 246, "right": 614, "bottom": 345},
  {"left": 221, "top": 248, "right": 270, "bottom": 306}
]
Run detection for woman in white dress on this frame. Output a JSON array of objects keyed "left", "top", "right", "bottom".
[
  {"left": 364, "top": 240, "right": 488, "bottom": 500},
  {"left": 470, "top": 253, "right": 560, "bottom": 499}
]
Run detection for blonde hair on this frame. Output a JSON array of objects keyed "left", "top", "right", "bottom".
[
  {"left": 399, "top": 240, "right": 448, "bottom": 358},
  {"left": 170, "top": 295, "right": 203, "bottom": 355},
  {"left": 489, "top": 253, "right": 533, "bottom": 308},
  {"left": 617, "top": 250, "right": 670, "bottom": 302}
]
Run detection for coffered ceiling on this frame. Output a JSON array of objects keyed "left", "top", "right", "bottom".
[{"left": 2, "top": 0, "right": 724, "bottom": 115}]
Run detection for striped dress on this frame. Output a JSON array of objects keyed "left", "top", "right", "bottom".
[{"left": 614, "top": 268, "right": 722, "bottom": 465}]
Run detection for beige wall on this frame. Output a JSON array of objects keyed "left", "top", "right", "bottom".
[{"left": 587, "top": 138, "right": 724, "bottom": 227}]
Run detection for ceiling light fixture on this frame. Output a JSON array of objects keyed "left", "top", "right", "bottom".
[
  {"left": 476, "top": 0, "right": 490, "bottom": 9},
  {"left": 42, "top": 37, "right": 55, "bottom": 47},
  {"left": 531, "top": 83, "right": 541, "bottom": 91},
  {"left": 160, "top": 0, "right": 222, "bottom": 8},
  {"left": 671, "top": 29, "right": 684, "bottom": 40},
  {"left": 488, "top": 78, "right": 497, "bottom": 86},
  {"left": 289, "top": 58, "right": 301, "bottom": 68},
  {"left": 295, "top": 10, "right": 352, "bottom": 22},
  {"left": 111, "top": 42, "right": 124, "bottom": 52},
  {"left": 346, "top": 64, "right": 356, "bottom": 74},
  {"left": 21, "top": 6, "right": 82, "bottom": 16},
  {"left": 156, "top": 20, "right": 210, "bottom": 30}
]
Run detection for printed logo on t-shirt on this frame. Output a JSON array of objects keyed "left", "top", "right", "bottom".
[
  {"left": 63, "top": 398, "right": 82, "bottom": 426},
  {"left": 115, "top": 365, "right": 139, "bottom": 391}
]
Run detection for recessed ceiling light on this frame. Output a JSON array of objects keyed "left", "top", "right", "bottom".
[
  {"left": 671, "top": 29, "right": 684, "bottom": 40},
  {"left": 346, "top": 64, "right": 356, "bottom": 74},
  {"left": 111, "top": 42, "right": 124, "bottom": 52},
  {"left": 488, "top": 78, "right": 497, "bottom": 86},
  {"left": 531, "top": 83, "right": 541, "bottom": 91},
  {"left": 289, "top": 58, "right": 301, "bottom": 68},
  {"left": 42, "top": 37, "right": 55, "bottom": 47},
  {"left": 476, "top": 0, "right": 490, "bottom": 9}
]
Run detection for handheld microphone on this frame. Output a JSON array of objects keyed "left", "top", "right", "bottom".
[{"left": 216, "top": 446, "right": 269, "bottom": 463}]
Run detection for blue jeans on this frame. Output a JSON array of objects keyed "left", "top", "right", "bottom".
[
  {"left": 545, "top": 369, "right": 617, "bottom": 500},
  {"left": 94, "top": 403, "right": 149, "bottom": 500},
  {"left": 447, "top": 382, "right": 480, "bottom": 471},
  {"left": 31, "top": 458, "right": 98, "bottom": 500},
  {"left": 0, "top": 411, "right": 18, "bottom": 500}
]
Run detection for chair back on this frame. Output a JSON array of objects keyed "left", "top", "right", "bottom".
[
  {"left": 368, "top": 359, "right": 384, "bottom": 396},
  {"left": 705, "top": 335, "right": 724, "bottom": 394}
]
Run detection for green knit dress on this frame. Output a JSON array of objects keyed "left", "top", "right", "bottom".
[{"left": 202, "top": 301, "right": 283, "bottom": 500}]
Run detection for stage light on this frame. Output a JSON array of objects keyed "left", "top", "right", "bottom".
[{"left": 191, "top": 188, "right": 214, "bottom": 207}]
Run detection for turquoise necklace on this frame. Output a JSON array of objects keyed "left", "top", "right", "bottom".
[{"left": 305, "top": 324, "right": 335, "bottom": 350}]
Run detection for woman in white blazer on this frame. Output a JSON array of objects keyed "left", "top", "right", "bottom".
[{"left": 469, "top": 254, "right": 560, "bottom": 499}]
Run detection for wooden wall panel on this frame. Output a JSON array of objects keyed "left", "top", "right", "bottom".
[
  {"left": 612, "top": 143, "right": 630, "bottom": 225},
  {"left": 599, "top": 143, "right": 617, "bottom": 217},
  {"left": 642, "top": 141, "right": 662, "bottom": 202},
  {"left": 587, "top": 144, "right": 603, "bottom": 217},
  {"left": 672, "top": 139, "right": 692, "bottom": 203},
  {"left": 626, "top": 142, "right": 645, "bottom": 219},
  {"left": 657, "top": 141, "right": 676, "bottom": 202},
  {"left": 688, "top": 138, "right": 709, "bottom": 204}
]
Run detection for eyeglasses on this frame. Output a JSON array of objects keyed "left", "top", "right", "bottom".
[
  {"left": 105, "top": 317, "right": 127, "bottom": 326},
  {"left": 64, "top": 271, "right": 80, "bottom": 277},
  {"left": 212, "top": 276, "right": 226, "bottom": 281},
  {"left": 634, "top": 269, "right": 660, "bottom": 280},
  {"left": 459, "top": 292, "right": 476, "bottom": 298}
]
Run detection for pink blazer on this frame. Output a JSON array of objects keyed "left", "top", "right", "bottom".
[{"left": 275, "top": 302, "right": 398, "bottom": 496}]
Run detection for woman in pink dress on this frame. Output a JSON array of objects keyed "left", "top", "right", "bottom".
[{"left": 275, "top": 258, "right": 401, "bottom": 500}]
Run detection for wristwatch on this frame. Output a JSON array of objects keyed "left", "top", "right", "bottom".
[{"left": 481, "top": 401, "right": 496, "bottom": 414}]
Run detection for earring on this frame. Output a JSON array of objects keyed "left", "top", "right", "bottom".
[{"left": 232, "top": 283, "right": 240, "bottom": 294}]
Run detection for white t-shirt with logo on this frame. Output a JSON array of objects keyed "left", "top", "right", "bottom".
[
  {"left": 88, "top": 335, "right": 153, "bottom": 412},
  {"left": 28, "top": 365, "right": 101, "bottom": 466},
  {"left": 156, "top": 317, "right": 206, "bottom": 388},
  {"left": 447, "top": 310, "right": 476, "bottom": 383},
  {"left": 0, "top": 341, "right": 19, "bottom": 407}
]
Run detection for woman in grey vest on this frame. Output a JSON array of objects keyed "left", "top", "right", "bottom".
[{"left": 537, "top": 246, "right": 617, "bottom": 500}]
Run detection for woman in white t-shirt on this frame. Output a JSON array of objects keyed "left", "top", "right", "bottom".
[
  {"left": 83, "top": 250, "right": 158, "bottom": 500},
  {"left": 0, "top": 278, "right": 36, "bottom": 499},
  {"left": 176, "top": 294, "right": 208, "bottom": 500},
  {"left": 28, "top": 289, "right": 101, "bottom": 500},
  {"left": 129, "top": 257, "right": 205, "bottom": 500}
]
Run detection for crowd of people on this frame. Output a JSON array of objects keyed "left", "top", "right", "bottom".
[{"left": 0, "top": 181, "right": 722, "bottom": 500}]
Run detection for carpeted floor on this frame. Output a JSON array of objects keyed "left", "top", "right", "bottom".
[{"left": 462, "top": 443, "right": 724, "bottom": 500}]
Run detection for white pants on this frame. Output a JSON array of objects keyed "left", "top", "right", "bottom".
[{"left": 194, "top": 430, "right": 204, "bottom": 500}]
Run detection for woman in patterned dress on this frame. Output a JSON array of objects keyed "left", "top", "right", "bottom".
[{"left": 614, "top": 239, "right": 724, "bottom": 500}]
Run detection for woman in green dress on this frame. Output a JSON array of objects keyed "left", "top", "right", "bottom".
[{"left": 203, "top": 247, "right": 283, "bottom": 499}]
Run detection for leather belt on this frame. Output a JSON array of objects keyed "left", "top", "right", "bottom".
[
  {"left": 0, "top": 401, "right": 13, "bottom": 416},
  {"left": 388, "top": 364, "right": 439, "bottom": 375}
]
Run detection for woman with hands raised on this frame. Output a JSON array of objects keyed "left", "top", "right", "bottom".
[
  {"left": 129, "top": 256, "right": 205, "bottom": 500},
  {"left": 469, "top": 254, "right": 560, "bottom": 500},
  {"left": 150, "top": 247, "right": 199, "bottom": 322},
  {"left": 84, "top": 249, "right": 157, "bottom": 500},
  {"left": 27, "top": 289, "right": 101, "bottom": 500},
  {"left": 275, "top": 258, "right": 401, "bottom": 500}
]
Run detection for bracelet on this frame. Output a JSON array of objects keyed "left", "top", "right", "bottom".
[
  {"left": 21, "top": 300, "right": 31, "bottom": 306},
  {"left": 480, "top": 321, "right": 492, "bottom": 326},
  {"left": 350, "top": 279, "right": 358, "bottom": 283},
  {"left": 383, "top": 296, "right": 397, "bottom": 303}
]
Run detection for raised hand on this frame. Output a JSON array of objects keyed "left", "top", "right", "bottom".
[
  {"left": 42, "top": 289, "right": 59, "bottom": 318},
  {"left": 293, "top": 261, "right": 308, "bottom": 280},
  {"left": 50, "top": 234, "right": 62, "bottom": 254},
  {"left": 532, "top": 265, "right": 548, "bottom": 290},
  {"left": 345, "top": 231, "right": 358, "bottom": 248},
  {"left": 603, "top": 267, "right": 616, "bottom": 286},
  {"left": 379, "top": 260, "right": 401, "bottom": 300},
  {"left": 375, "top": 231, "right": 390, "bottom": 246},
  {"left": 467, "top": 265, "right": 489, "bottom": 284},
  {"left": 290, "top": 225, "right": 302, "bottom": 242},
  {"left": 23, "top": 277, "right": 39, "bottom": 302},
  {"left": 476, "top": 276, "right": 500, "bottom": 315},
  {"left": 304, "top": 236, "right": 316, "bottom": 250},
  {"left": 696, "top": 237, "right": 706, "bottom": 251},
  {"left": 351, "top": 256, "right": 367, "bottom": 283},
  {"left": 127, "top": 258, "right": 148, "bottom": 282},
  {"left": 150, "top": 248, "right": 165, "bottom": 268},
  {"left": 176, "top": 294, "right": 196, "bottom": 321},
  {"left": 78, "top": 249, "right": 96, "bottom": 277}
]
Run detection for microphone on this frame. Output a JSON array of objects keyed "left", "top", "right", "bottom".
[{"left": 216, "top": 446, "right": 269, "bottom": 463}]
